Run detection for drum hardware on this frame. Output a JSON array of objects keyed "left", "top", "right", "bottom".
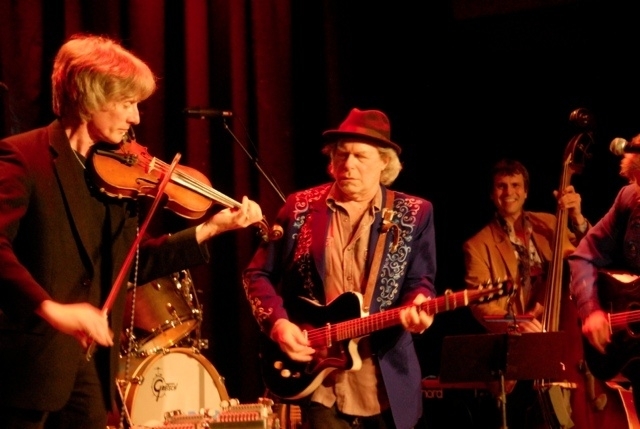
[
  {"left": 112, "top": 377, "right": 135, "bottom": 429},
  {"left": 110, "top": 261, "right": 140, "bottom": 429},
  {"left": 166, "top": 303, "right": 178, "bottom": 319},
  {"left": 176, "top": 322, "right": 209, "bottom": 351}
]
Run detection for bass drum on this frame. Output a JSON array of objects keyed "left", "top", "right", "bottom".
[{"left": 118, "top": 348, "right": 229, "bottom": 427}]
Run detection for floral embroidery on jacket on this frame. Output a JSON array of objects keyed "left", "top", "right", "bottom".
[
  {"left": 377, "top": 196, "right": 422, "bottom": 308},
  {"left": 291, "top": 185, "right": 329, "bottom": 300},
  {"left": 245, "top": 184, "right": 425, "bottom": 326}
]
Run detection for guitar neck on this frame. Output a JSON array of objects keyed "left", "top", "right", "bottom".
[{"left": 307, "top": 287, "right": 497, "bottom": 347}]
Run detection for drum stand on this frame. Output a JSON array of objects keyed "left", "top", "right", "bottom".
[
  {"left": 111, "top": 378, "right": 134, "bottom": 429},
  {"left": 438, "top": 331, "right": 567, "bottom": 429}
]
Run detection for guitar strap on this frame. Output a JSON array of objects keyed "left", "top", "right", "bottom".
[{"left": 362, "top": 188, "right": 396, "bottom": 313}]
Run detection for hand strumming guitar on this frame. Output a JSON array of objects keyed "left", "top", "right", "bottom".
[
  {"left": 270, "top": 318, "right": 315, "bottom": 362},
  {"left": 582, "top": 309, "right": 611, "bottom": 354}
]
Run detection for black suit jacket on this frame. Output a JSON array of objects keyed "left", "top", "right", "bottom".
[{"left": 0, "top": 120, "right": 209, "bottom": 410}]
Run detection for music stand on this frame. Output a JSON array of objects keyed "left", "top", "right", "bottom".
[{"left": 438, "top": 332, "right": 567, "bottom": 429}]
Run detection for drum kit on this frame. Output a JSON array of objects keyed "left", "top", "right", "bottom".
[
  {"left": 115, "top": 269, "right": 230, "bottom": 428},
  {"left": 112, "top": 270, "right": 302, "bottom": 429}
]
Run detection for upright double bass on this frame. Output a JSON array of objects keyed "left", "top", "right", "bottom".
[{"left": 536, "top": 108, "right": 633, "bottom": 428}]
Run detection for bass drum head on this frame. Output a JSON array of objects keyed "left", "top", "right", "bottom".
[{"left": 119, "top": 348, "right": 229, "bottom": 427}]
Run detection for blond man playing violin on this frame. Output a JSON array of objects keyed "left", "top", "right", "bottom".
[{"left": 0, "top": 33, "right": 262, "bottom": 429}]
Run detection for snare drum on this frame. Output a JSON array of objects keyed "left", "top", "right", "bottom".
[
  {"left": 118, "top": 348, "right": 229, "bottom": 427},
  {"left": 123, "top": 270, "right": 201, "bottom": 355}
]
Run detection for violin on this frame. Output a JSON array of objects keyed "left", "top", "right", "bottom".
[{"left": 87, "top": 137, "right": 277, "bottom": 241}]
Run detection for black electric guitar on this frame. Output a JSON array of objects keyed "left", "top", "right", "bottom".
[
  {"left": 583, "top": 270, "right": 640, "bottom": 381},
  {"left": 260, "top": 280, "right": 510, "bottom": 400}
]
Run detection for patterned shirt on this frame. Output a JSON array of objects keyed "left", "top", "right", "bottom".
[{"left": 497, "top": 213, "right": 544, "bottom": 314}]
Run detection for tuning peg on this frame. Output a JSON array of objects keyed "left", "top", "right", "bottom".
[{"left": 480, "top": 279, "right": 492, "bottom": 289}]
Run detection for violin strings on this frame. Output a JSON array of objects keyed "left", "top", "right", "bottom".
[
  {"left": 128, "top": 151, "right": 271, "bottom": 237},
  {"left": 173, "top": 170, "right": 240, "bottom": 208},
  {"left": 145, "top": 155, "right": 241, "bottom": 209}
]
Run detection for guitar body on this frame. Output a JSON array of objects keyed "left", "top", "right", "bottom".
[
  {"left": 584, "top": 270, "right": 640, "bottom": 381},
  {"left": 556, "top": 281, "right": 633, "bottom": 429},
  {"left": 566, "top": 269, "right": 640, "bottom": 428},
  {"left": 260, "top": 293, "right": 364, "bottom": 400},
  {"left": 583, "top": 331, "right": 640, "bottom": 382}
]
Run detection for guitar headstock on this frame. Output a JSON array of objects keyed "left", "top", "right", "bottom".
[{"left": 472, "top": 278, "right": 514, "bottom": 302}]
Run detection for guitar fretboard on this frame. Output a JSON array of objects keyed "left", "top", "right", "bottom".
[{"left": 307, "top": 285, "right": 503, "bottom": 347}]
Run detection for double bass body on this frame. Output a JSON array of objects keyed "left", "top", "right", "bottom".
[{"left": 537, "top": 109, "right": 634, "bottom": 428}]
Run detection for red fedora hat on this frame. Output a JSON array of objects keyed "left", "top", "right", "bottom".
[{"left": 322, "top": 108, "right": 401, "bottom": 154}]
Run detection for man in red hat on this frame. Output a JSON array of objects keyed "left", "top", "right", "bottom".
[{"left": 243, "top": 108, "right": 436, "bottom": 429}]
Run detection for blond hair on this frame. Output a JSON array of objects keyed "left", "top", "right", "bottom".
[{"left": 51, "top": 34, "right": 156, "bottom": 122}]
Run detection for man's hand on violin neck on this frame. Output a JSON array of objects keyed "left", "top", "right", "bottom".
[{"left": 195, "top": 196, "right": 263, "bottom": 242}]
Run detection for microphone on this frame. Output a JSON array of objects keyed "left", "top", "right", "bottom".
[
  {"left": 610, "top": 137, "right": 640, "bottom": 155},
  {"left": 183, "top": 107, "right": 233, "bottom": 118}
]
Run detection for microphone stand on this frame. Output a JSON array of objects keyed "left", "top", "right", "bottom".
[{"left": 222, "top": 119, "right": 286, "bottom": 204}]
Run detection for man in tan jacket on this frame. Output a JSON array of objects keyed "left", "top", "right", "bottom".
[
  {"left": 464, "top": 159, "right": 588, "bottom": 332},
  {"left": 462, "top": 158, "right": 589, "bottom": 428}
]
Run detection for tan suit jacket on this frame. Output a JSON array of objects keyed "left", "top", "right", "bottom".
[{"left": 463, "top": 211, "right": 585, "bottom": 331}]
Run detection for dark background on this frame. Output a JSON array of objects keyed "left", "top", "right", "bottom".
[{"left": 1, "top": 0, "right": 638, "bottom": 408}]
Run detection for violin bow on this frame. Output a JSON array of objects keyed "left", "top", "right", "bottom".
[{"left": 85, "top": 152, "right": 182, "bottom": 360}]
